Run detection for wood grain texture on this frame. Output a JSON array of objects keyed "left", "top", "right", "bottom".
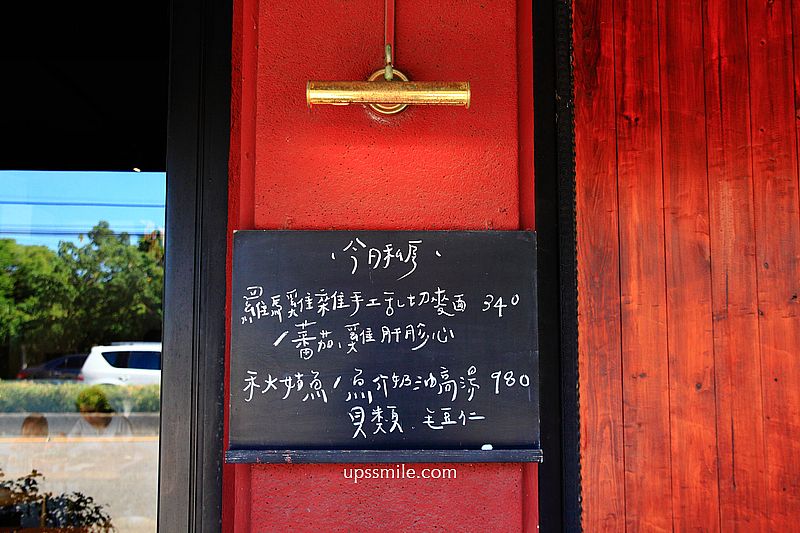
[
  {"left": 746, "top": 0, "right": 800, "bottom": 529},
  {"left": 576, "top": 0, "right": 800, "bottom": 529},
  {"left": 613, "top": 0, "right": 673, "bottom": 530},
  {"left": 658, "top": 0, "right": 721, "bottom": 529},
  {"left": 703, "top": 0, "right": 769, "bottom": 528},
  {"left": 574, "top": 0, "right": 626, "bottom": 529}
]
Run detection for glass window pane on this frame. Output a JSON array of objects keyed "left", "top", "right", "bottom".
[
  {"left": 128, "top": 352, "right": 161, "bottom": 371},
  {"left": 66, "top": 356, "right": 87, "bottom": 369},
  {"left": 102, "top": 351, "right": 130, "bottom": 368},
  {"left": 0, "top": 170, "right": 165, "bottom": 532}
]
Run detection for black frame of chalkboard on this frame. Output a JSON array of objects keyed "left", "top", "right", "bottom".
[
  {"left": 227, "top": 449, "right": 543, "bottom": 463},
  {"left": 159, "top": 0, "right": 579, "bottom": 531},
  {"left": 226, "top": 230, "right": 543, "bottom": 463}
]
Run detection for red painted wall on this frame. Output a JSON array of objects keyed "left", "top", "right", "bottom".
[
  {"left": 227, "top": 0, "right": 536, "bottom": 530},
  {"left": 575, "top": 0, "right": 800, "bottom": 530}
]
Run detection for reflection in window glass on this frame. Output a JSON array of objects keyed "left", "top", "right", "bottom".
[
  {"left": 0, "top": 171, "right": 165, "bottom": 532},
  {"left": 128, "top": 352, "right": 161, "bottom": 371},
  {"left": 102, "top": 352, "right": 128, "bottom": 368}
]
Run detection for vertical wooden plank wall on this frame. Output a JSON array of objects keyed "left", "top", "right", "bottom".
[
  {"left": 704, "top": 0, "right": 768, "bottom": 528},
  {"left": 613, "top": 0, "right": 673, "bottom": 530},
  {"left": 574, "top": 0, "right": 625, "bottom": 529},
  {"left": 659, "top": 0, "right": 720, "bottom": 530},
  {"left": 575, "top": 0, "right": 800, "bottom": 529},
  {"left": 746, "top": 1, "right": 800, "bottom": 529}
]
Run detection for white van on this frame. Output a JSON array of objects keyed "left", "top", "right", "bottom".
[{"left": 79, "top": 342, "right": 162, "bottom": 385}]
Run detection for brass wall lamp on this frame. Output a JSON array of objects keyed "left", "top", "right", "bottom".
[{"left": 306, "top": 1, "right": 470, "bottom": 115}]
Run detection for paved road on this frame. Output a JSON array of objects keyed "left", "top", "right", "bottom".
[{"left": 0, "top": 436, "right": 158, "bottom": 532}]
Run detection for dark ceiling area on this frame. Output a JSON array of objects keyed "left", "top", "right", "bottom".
[{"left": 0, "top": 2, "right": 169, "bottom": 171}]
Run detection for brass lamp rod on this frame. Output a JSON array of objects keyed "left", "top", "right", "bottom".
[{"left": 307, "top": 80, "right": 471, "bottom": 107}]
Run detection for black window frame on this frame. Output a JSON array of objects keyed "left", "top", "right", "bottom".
[
  {"left": 158, "top": 0, "right": 232, "bottom": 530},
  {"left": 534, "top": 0, "right": 580, "bottom": 531}
]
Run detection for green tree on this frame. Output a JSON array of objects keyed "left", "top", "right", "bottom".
[
  {"left": 0, "top": 222, "right": 164, "bottom": 375},
  {"left": 57, "top": 221, "right": 163, "bottom": 351},
  {"left": 0, "top": 239, "right": 72, "bottom": 361},
  {"left": 0, "top": 239, "right": 17, "bottom": 341}
]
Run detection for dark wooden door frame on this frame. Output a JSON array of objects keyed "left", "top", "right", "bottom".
[
  {"left": 158, "top": 0, "right": 578, "bottom": 530},
  {"left": 533, "top": 1, "right": 580, "bottom": 531},
  {"left": 158, "top": 0, "right": 232, "bottom": 530}
]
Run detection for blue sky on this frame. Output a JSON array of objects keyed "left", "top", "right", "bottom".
[{"left": 0, "top": 171, "right": 166, "bottom": 250}]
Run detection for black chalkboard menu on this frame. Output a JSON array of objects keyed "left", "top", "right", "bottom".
[{"left": 225, "top": 230, "right": 541, "bottom": 463}]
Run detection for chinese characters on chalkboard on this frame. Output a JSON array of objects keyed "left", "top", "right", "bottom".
[{"left": 228, "top": 230, "right": 540, "bottom": 461}]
